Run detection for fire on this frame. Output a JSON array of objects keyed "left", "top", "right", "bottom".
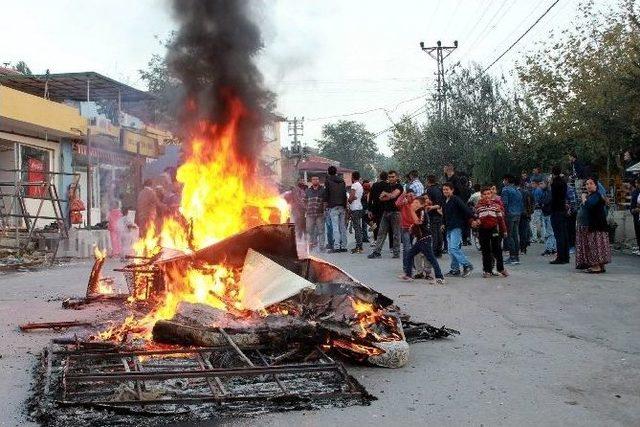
[
  {"left": 99, "top": 94, "right": 289, "bottom": 342},
  {"left": 93, "top": 246, "right": 107, "bottom": 261},
  {"left": 351, "top": 297, "right": 402, "bottom": 342}
]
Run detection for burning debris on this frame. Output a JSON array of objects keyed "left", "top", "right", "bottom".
[{"left": 29, "top": 225, "right": 458, "bottom": 425}]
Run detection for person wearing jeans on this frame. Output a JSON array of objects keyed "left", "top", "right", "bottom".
[
  {"left": 442, "top": 183, "right": 473, "bottom": 276},
  {"left": 329, "top": 206, "right": 347, "bottom": 250},
  {"left": 348, "top": 171, "right": 365, "bottom": 253},
  {"left": 501, "top": 175, "right": 524, "bottom": 264},
  {"left": 542, "top": 214, "right": 556, "bottom": 253},
  {"left": 324, "top": 165, "right": 348, "bottom": 252},
  {"left": 304, "top": 176, "right": 326, "bottom": 252},
  {"left": 399, "top": 197, "right": 444, "bottom": 283}
]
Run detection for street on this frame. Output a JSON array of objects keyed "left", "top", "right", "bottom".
[{"left": 1, "top": 244, "right": 638, "bottom": 427}]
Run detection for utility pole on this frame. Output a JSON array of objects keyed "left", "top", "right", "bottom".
[
  {"left": 419, "top": 40, "right": 458, "bottom": 120},
  {"left": 287, "top": 116, "right": 304, "bottom": 157}
]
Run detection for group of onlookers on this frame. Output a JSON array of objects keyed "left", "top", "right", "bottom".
[{"left": 294, "top": 154, "right": 640, "bottom": 283}]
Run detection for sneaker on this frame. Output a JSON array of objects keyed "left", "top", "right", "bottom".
[
  {"left": 327, "top": 248, "right": 340, "bottom": 254},
  {"left": 337, "top": 248, "right": 348, "bottom": 253},
  {"left": 569, "top": 247, "right": 575, "bottom": 254},
  {"left": 369, "top": 242, "right": 377, "bottom": 247},
  {"left": 482, "top": 272, "right": 492, "bottom": 278},
  {"left": 446, "top": 269, "right": 461, "bottom": 277},
  {"left": 462, "top": 265, "right": 474, "bottom": 277},
  {"left": 392, "top": 253, "right": 400, "bottom": 259},
  {"left": 424, "top": 274, "right": 435, "bottom": 281},
  {"left": 350, "top": 247, "right": 363, "bottom": 254},
  {"left": 512, "top": 258, "right": 520, "bottom": 265},
  {"left": 435, "top": 278, "right": 446, "bottom": 285},
  {"left": 499, "top": 269, "right": 509, "bottom": 277},
  {"left": 413, "top": 272, "right": 426, "bottom": 279},
  {"left": 398, "top": 275, "right": 413, "bottom": 282},
  {"left": 367, "top": 252, "right": 381, "bottom": 259}
]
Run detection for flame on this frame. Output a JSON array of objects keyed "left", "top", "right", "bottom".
[
  {"left": 96, "top": 279, "right": 115, "bottom": 295},
  {"left": 93, "top": 246, "right": 107, "bottom": 260},
  {"left": 351, "top": 297, "right": 402, "bottom": 342},
  {"left": 99, "top": 94, "right": 289, "bottom": 342}
]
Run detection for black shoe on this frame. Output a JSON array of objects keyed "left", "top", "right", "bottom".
[
  {"left": 413, "top": 272, "right": 426, "bottom": 279},
  {"left": 446, "top": 269, "right": 461, "bottom": 277},
  {"left": 367, "top": 252, "right": 381, "bottom": 259},
  {"left": 327, "top": 248, "right": 339, "bottom": 254},
  {"left": 337, "top": 248, "right": 348, "bottom": 253},
  {"left": 549, "top": 259, "right": 567, "bottom": 265},
  {"left": 392, "top": 253, "right": 400, "bottom": 258},
  {"left": 462, "top": 265, "right": 474, "bottom": 277}
]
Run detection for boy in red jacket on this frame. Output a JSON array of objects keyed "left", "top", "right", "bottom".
[{"left": 473, "top": 186, "right": 509, "bottom": 278}]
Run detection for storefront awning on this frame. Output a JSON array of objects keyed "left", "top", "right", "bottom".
[{"left": 0, "top": 72, "right": 155, "bottom": 103}]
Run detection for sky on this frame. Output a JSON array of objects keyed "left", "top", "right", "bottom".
[{"left": 0, "top": 0, "right": 593, "bottom": 156}]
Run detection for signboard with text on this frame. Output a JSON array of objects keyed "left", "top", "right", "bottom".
[{"left": 121, "top": 128, "right": 158, "bottom": 157}]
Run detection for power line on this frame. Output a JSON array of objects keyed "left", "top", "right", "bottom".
[
  {"left": 481, "top": 0, "right": 561, "bottom": 74},
  {"left": 305, "top": 92, "right": 432, "bottom": 121}
]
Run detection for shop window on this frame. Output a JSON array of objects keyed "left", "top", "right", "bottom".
[{"left": 20, "top": 145, "right": 51, "bottom": 197}]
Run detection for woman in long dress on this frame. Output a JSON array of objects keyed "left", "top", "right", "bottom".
[{"left": 575, "top": 178, "right": 611, "bottom": 273}]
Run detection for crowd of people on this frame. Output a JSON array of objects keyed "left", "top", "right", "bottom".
[{"left": 291, "top": 153, "right": 638, "bottom": 284}]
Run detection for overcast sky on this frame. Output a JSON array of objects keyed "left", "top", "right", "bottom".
[{"left": 1, "top": 0, "right": 591, "bottom": 155}]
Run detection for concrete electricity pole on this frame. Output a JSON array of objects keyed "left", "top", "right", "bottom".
[
  {"left": 419, "top": 40, "right": 458, "bottom": 120},
  {"left": 287, "top": 116, "right": 304, "bottom": 157}
]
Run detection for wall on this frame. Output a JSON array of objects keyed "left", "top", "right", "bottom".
[{"left": 0, "top": 86, "right": 87, "bottom": 136}]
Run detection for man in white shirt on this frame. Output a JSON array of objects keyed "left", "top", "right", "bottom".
[{"left": 348, "top": 171, "right": 365, "bottom": 253}]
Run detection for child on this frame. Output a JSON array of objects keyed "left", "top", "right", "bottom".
[
  {"left": 107, "top": 200, "right": 123, "bottom": 257},
  {"left": 399, "top": 196, "right": 445, "bottom": 284},
  {"left": 473, "top": 186, "right": 509, "bottom": 278},
  {"left": 118, "top": 207, "right": 139, "bottom": 260}
]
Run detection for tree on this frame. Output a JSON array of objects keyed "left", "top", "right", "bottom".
[
  {"left": 517, "top": 0, "right": 640, "bottom": 180},
  {"left": 14, "top": 61, "right": 31, "bottom": 75},
  {"left": 316, "top": 121, "right": 379, "bottom": 178}
]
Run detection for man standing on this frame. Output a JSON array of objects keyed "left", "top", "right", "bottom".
[
  {"left": 568, "top": 152, "right": 589, "bottom": 190},
  {"left": 443, "top": 164, "right": 463, "bottom": 196},
  {"left": 368, "top": 170, "right": 403, "bottom": 259},
  {"left": 361, "top": 180, "right": 371, "bottom": 244},
  {"left": 304, "top": 175, "right": 325, "bottom": 252},
  {"left": 501, "top": 175, "right": 524, "bottom": 265},
  {"left": 539, "top": 179, "right": 557, "bottom": 256},
  {"left": 550, "top": 166, "right": 570, "bottom": 264},
  {"left": 407, "top": 170, "right": 424, "bottom": 196},
  {"left": 348, "top": 171, "right": 365, "bottom": 253},
  {"left": 324, "top": 166, "right": 348, "bottom": 253},
  {"left": 135, "top": 179, "right": 166, "bottom": 237},
  {"left": 368, "top": 171, "right": 389, "bottom": 245},
  {"left": 530, "top": 180, "right": 544, "bottom": 242},
  {"left": 442, "top": 182, "right": 474, "bottom": 277},
  {"left": 290, "top": 178, "right": 307, "bottom": 240},
  {"left": 425, "top": 175, "right": 445, "bottom": 257}
]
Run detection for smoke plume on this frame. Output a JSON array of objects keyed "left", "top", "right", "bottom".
[{"left": 167, "top": 0, "right": 275, "bottom": 162}]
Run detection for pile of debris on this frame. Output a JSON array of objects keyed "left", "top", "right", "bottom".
[
  {"left": 0, "top": 248, "right": 49, "bottom": 272},
  {"left": 26, "top": 224, "right": 458, "bottom": 425}
]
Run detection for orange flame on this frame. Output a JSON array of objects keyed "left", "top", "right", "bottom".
[{"left": 100, "top": 94, "right": 289, "bottom": 342}]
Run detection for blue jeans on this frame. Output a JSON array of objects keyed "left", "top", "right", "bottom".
[
  {"left": 446, "top": 227, "right": 472, "bottom": 271},
  {"left": 404, "top": 237, "right": 443, "bottom": 279},
  {"left": 401, "top": 229, "right": 413, "bottom": 273},
  {"left": 506, "top": 214, "right": 520, "bottom": 259},
  {"left": 325, "top": 213, "right": 334, "bottom": 248},
  {"left": 329, "top": 206, "right": 347, "bottom": 249},
  {"left": 542, "top": 215, "right": 556, "bottom": 251},
  {"left": 531, "top": 209, "right": 545, "bottom": 242}
]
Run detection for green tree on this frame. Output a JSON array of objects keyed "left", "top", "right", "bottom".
[
  {"left": 316, "top": 120, "right": 379, "bottom": 178},
  {"left": 14, "top": 61, "right": 31, "bottom": 75},
  {"left": 517, "top": 0, "right": 640, "bottom": 180}
]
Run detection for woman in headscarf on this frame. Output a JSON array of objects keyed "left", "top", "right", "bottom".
[{"left": 575, "top": 177, "right": 611, "bottom": 273}]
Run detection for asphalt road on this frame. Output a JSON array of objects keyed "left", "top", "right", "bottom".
[{"left": 0, "top": 243, "right": 638, "bottom": 427}]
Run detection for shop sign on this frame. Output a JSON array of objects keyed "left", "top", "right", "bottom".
[{"left": 121, "top": 129, "right": 158, "bottom": 157}]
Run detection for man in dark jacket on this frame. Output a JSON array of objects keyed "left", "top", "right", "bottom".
[
  {"left": 368, "top": 170, "right": 403, "bottom": 259},
  {"left": 426, "top": 175, "right": 445, "bottom": 257},
  {"left": 549, "top": 166, "right": 570, "bottom": 264},
  {"left": 368, "top": 171, "right": 393, "bottom": 249},
  {"left": 442, "top": 182, "right": 474, "bottom": 277},
  {"left": 324, "top": 166, "right": 348, "bottom": 252}
]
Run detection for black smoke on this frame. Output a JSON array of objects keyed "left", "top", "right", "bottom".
[{"left": 167, "top": 0, "right": 275, "bottom": 162}]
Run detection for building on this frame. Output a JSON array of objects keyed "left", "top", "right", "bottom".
[
  {"left": 281, "top": 153, "right": 354, "bottom": 188},
  {"left": 0, "top": 71, "right": 171, "bottom": 256}
]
